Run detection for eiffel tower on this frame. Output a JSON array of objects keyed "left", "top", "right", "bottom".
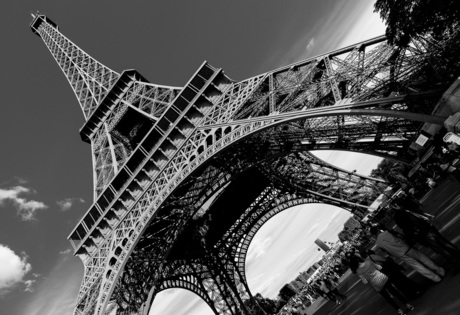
[{"left": 30, "top": 12, "right": 457, "bottom": 315}]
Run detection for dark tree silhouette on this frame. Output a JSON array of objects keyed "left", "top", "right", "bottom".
[
  {"left": 254, "top": 293, "right": 282, "bottom": 314},
  {"left": 374, "top": 0, "right": 460, "bottom": 46},
  {"left": 370, "top": 159, "right": 408, "bottom": 187},
  {"left": 239, "top": 293, "right": 282, "bottom": 315},
  {"left": 278, "top": 284, "right": 297, "bottom": 303}
]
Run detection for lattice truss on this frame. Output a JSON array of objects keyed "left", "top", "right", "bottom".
[
  {"left": 194, "top": 38, "right": 451, "bottom": 164},
  {"left": 204, "top": 37, "right": 437, "bottom": 126},
  {"left": 224, "top": 189, "right": 319, "bottom": 282},
  {"left": 73, "top": 34, "right": 453, "bottom": 315},
  {"left": 35, "top": 18, "right": 120, "bottom": 119},
  {"left": 108, "top": 165, "right": 245, "bottom": 314},
  {"left": 91, "top": 81, "right": 180, "bottom": 197},
  {"left": 260, "top": 152, "right": 385, "bottom": 205},
  {"left": 32, "top": 14, "right": 181, "bottom": 198},
  {"left": 157, "top": 256, "right": 250, "bottom": 315},
  {"left": 30, "top": 13, "right": 460, "bottom": 315},
  {"left": 104, "top": 150, "right": 386, "bottom": 315},
  {"left": 118, "top": 158, "right": 384, "bottom": 315}
]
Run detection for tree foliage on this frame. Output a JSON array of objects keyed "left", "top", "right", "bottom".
[
  {"left": 370, "top": 158, "right": 408, "bottom": 186},
  {"left": 254, "top": 293, "right": 282, "bottom": 314},
  {"left": 239, "top": 293, "right": 282, "bottom": 315},
  {"left": 278, "top": 284, "right": 297, "bottom": 302},
  {"left": 374, "top": 0, "right": 460, "bottom": 46}
]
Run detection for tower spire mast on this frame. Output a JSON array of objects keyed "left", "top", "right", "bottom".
[
  {"left": 30, "top": 13, "right": 181, "bottom": 200},
  {"left": 30, "top": 12, "right": 120, "bottom": 119}
]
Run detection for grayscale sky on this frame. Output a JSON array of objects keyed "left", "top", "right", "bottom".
[{"left": 0, "top": 1, "right": 385, "bottom": 314}]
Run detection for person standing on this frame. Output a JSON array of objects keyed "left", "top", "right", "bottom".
[
  {"left": 319, "top": 278, "right": 346, "bottom": 304},
  {"left": 367, "top": 250, "right": 423, "bottom": 300},
  {"left": 348, "top": 254, "right": 414, "bottom": 315},
  {"left": 319, "top": 279, "right": 336, "bottom": 303},
  {"left": 375, "top": 230, "right": 445, "bottom": 282},
  {"left": 393, "top": 197, "right": 460, "bottom": 261}
]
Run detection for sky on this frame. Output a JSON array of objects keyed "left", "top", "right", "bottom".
[{"left": 0, "top": 1, "right": 386, "bottom": 315}]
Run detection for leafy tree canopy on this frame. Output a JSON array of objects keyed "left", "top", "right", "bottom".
[
  {"left": 374, "top": 0, "right": 460, "bottom": 46},
  {"left": 370, "top": 158, "right": 407, "bottom": 186},
  {"left": 278, "top": 284, "right": 297, "bottom": 302}
]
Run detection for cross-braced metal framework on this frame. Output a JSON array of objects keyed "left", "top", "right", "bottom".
[
  {"left": 31, "top": 14, "right": 181, "bottom": 200},
  {"left": 30, "top": 12, "right": 459, "bottom": 315}
]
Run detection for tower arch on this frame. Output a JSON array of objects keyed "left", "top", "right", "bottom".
[
  {"left": 149, "top": 289, "right": 215, "bottom": 315},
  {"left": 242, "top": 202, "right": 352, "bottom": 300}
]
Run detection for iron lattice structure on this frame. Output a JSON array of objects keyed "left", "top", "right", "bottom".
[{"left": 30, "top": 13, "right": 458, "bottom": 315}]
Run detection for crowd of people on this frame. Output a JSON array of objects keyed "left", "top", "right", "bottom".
[
  {"left": 279, "top": 132, "right": 460, "bottom": 315},
  {"left": 295, "top": 183, "right": 460, "bottom": 315},
  {"left": 307, "top": 276, "right": 347, "bottom": 306},
  {"left": 342, "top": 190, "right": 460, "bottom": 315},
  {"left": 339, "top": 131, "right": 460, "bottom": 314},
  {"left": 405, "top": 130, "right": 460, "bottom": 197}
]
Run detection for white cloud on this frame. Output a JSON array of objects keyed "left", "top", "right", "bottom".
[
  {"left": 59, "top": 249, "right": 72, "bottom": 255},
  {"left": 0, "top": 244, "right": 32, "bottom": 295},
  {"left": 27, "top": 273, "right": 41, "bottom": 293},
  {"left": 15, "top": 177, "right": 28, "bottom": 185},
  {"left": 246, "top": 236, "right": 272, "bottom": 263},
  {"left": 329, "top": 210, "right": 341, "bottom": 222},
  {"left": 305, "top": 37, "right": 315, "bottom": 52},
  {"left": 338, "top": 3, "right": 386, "bottom": 48},
  {"left": 254, "top": 273, "right": 282, "bottom": 295},
  {"left": 308, "top": 222, "right": 320, "bottom": 233},
  {"left": 56, "top": 197, "right": 85, "bottom": 211},
  {"left": 0, "top": 186, "right": 47, "bottom": 221},
  {"left": 21, "top": 256, "right": 83, "bottom": 315},
  {"left": 24, "top": 279, "right": 36, "bottom": 292},
  {"left": 59, "top": 249, "right": 72, "bottom": 261}
]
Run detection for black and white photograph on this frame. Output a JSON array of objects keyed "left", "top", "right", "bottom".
[{"left": 1, "top": 1, "right": 460, "bottom": 314}]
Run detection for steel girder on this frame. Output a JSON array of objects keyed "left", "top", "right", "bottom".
[
  {"left": 29, "top": 13, "right": 460, "bottom": 315},
  {"left": 114, "top": 149, "right": 386, "bottom": 315}
]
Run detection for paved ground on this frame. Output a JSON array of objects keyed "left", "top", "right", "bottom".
[
  {"left": 310, "top": 270, "right": 460, "bottom": 315},
  {"left": 307, "top": 175, "right": 460, "bottom": 315}
]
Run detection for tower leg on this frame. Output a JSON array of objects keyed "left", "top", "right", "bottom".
[{"left": 205, "top": 253, "right": 267, "bottom": 315}]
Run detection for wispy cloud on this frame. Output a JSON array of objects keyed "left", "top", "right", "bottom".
[
  {"left": 254, "top": 273, "right": 282, "bottom": 295},
  {"left": 308, "top": 222, "right": 320, "bottom": 233},
  {"left": 56, "top": 197, "right": 85, "bottom": 211},
  {"left": 257, "top": 0, "right": 385, "bottom": 75},
  {"left": 247, "top": 236, "right": 272, "bottom": 263},
  {"left": 0, "top": 186, "right": 47, "bottom": 221},
  {"left": 305, "top": 37, "right": 315, "bottom": 52},
  {"left": 24, "top": 279, "right": 36, "bottom": 293},
  {"left": 59, "top": 249, "right": 72, "bottom": 261},
  {"left": 0, "top": 244, "right": 32, "bottom": 295},
  {"left": 14, "top": 177, "right": 28, "bottom": 185},
  {"left": 21, "top": 256, "right": 83, "bottom": 315},
  {"left": 59, "top": 249, "right": 72, "bottom": 255},
  {"left": 24, "top": 273, "right": 40, "bottom": 293}
]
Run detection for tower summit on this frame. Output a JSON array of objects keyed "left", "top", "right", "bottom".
[
  {"left": 30, "top": 12, "right": 454, "bottom": 315},
  {"left": 30, "top": 12, "right": 120, "bottom": 120},
  {"left": 30, "top": 12, "right": 58, "bottom": 36}
]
